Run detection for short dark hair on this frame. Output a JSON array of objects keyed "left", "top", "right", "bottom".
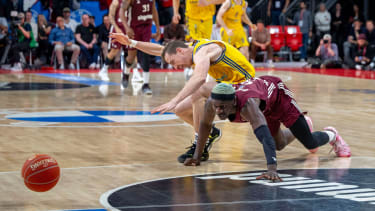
[
  {"left": 257, "top": 19, "right": 264, "bottom": 24},
  {"left": 161, "top": 40, "right": 188, "bottom": 63}
]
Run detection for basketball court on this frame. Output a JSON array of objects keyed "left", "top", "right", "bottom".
[{"left": 0, "top": 67, "right": 375, "bottom": 210}]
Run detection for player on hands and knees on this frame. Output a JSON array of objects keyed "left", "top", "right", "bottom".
[
  {"left": 184, "top": 78, "right": 351, "bottom": 182},
  {"left": 98, "top": 0, "right": 130, "bottom": 82},
  {"left": 109, "top": 33, "right": 256, "bottom": 163}
]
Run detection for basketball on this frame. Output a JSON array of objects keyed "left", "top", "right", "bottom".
[{"left": 22, "top": 154, "right": 60, "bottom": 192}]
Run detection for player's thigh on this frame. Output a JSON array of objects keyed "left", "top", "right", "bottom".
[
  {"left": 199, "top": 19, "right": 213, "bottom": 39},
  {"left": 175, "top": 95, "right": 193, "bottom": 114}
]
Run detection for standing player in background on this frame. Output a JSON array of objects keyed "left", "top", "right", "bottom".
[
  {"left": 119, "top": 0, "right": 160, "bottom": 94},
  {"left": 216, "top": 0, "right": 255, "bottom": 60},
  {"left": 99, "top": 0, "right": 129, "bottom": 81},
  {"left": 172, "top": 0, "right": 225, "bottom": 41}
]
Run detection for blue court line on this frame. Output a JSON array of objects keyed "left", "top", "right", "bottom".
[
  {"left": 82, "top": 110, "right": 175, "bottom": 115},
  {"left": 62, "top": 209, "right": 107, "bottom": 211},
  {"left": 8, "top": 116, "right": 113, "bottom": 123},
  {"left": 36, "top": 73, "right": 120, "bottom": 86}
]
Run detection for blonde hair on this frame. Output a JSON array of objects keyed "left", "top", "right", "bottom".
[{"left": 37, "top": 14, "right": 47, "bottom": 27}]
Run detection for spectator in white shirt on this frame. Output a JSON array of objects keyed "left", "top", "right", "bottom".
[
  {"left": 63, "top": 7, "right": 78, "bottom": 33},
  {"left": 314, "top": 3, "right": 331, "bottom": 40}
]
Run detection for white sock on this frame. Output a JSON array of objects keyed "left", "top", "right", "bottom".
[
  {"left": 193, "top": 133, "right": 198, "bottom": 144},
  {"left": 143, "top": 72, "right": 150, "bottom": 84},
  {"left": 324, "top": 131, "right": 336, "bottom": 143},
  {"left": 124, "top": 63, "right": 131, "bottom": 74}
]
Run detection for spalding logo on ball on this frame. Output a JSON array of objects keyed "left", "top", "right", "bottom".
[{"left": 22, "top": 154, "right": 60, "bottom": 192}]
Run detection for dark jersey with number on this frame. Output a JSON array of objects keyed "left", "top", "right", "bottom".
[
  {"left": 129, "top": 0, "right": 153, "bottom": 27},
  {"left": 230, "top": 76, "right": 300, "bottom": 127}
]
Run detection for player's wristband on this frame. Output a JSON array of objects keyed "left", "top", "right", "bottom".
[
  {"left": 129, "top": 39, "right": 138, "bottom": 48},
  {"left": 254, "top": 125, "right": 277, "bottom": 165}
]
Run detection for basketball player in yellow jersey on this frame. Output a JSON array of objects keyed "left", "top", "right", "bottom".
[
  {"left": 109, "top": 33, "right": 255, "bottom": 162},
  {"left": 217, "top": 0, "right": 256, "bottom": 60},
  {"left": 172, "top": 0, "right": 224, "bottom": 40}
]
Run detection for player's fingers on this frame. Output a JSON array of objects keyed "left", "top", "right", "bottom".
[{"left": 256, "top": 175, "right": 265, "bottom": 180}]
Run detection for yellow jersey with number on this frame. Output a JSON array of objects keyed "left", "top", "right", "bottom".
[
  {"left": 185, "top": 0, "right": 215, "bottom": 20},
  {"left": 191, "top": 39, "right": 255, "bottom": 83},
  {"left": 223, "top": 0, "right": 245, "bottom": 29}
]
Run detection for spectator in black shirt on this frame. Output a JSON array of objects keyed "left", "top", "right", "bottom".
[
  {"left": 36, "top": 14, "right": 52, "bottom": 64},
  {"left": 75, "top": 14, "right": 100, "bottom": 69},
  {"left": 343, "top": 19, "right": 366, "bottom": 68},
  {"left": 352, "top": 34, "right": 375, "bottom": 70},
  {"left": 365, "top": 20, "right": 375, "bottom": 46},
  {"left": 97, "top": 14, "right": 111, "bottom": 59},
  {"left": 330, "top": 2, "right": 346, "bottom": 57}
]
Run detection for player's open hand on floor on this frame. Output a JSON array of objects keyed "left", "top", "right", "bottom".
[
  {"left": 109, "top": 33, "right": 131, "bottom": 46},
  {"left": 184, "top": 158, "right": 201, "bottom": 166},
  {"left": 256, "top": 171, "right": 283, "bottom": 182},
  {"left": 151, "top": 101, "right": 177, "bottom": 114}
]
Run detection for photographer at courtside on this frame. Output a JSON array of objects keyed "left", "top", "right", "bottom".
[{"left": 8, "top": 12, "right": 32, "bottom": 71}]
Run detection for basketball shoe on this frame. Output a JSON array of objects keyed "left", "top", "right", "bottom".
[
  {"left": 121, "top": 72, "right": 130, "bottom": 88},
  {"left": 324, "top": 126, "right": 351, "bottom": 157},
  {"left": 177, "top": 125, "right": 222, "bottom": 163},
  {"left": 142, "top": 83, "right": 152, "bottom": 95}
]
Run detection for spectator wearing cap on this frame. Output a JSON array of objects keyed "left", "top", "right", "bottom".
[
  {"left": 251, "top": 19, "right": 273, "bottom": 67},
  {"left": 313, "top": 34, "right": 341, "bottom": 69},
  {"left": 49, "top": 16, "right": 80, "bottom": 70},
  {"left": 352, "top": 34, "right": 375, "bottom": 70},
  {"left": 343, "top": 19, "right": 366, "bottom": 68},
  {"left": 63, "top": 7, "right": 78, "bottom": 33}
]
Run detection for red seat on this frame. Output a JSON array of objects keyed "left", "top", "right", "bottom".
[
  {"left": 285, "top": 26, "right": 303, "bottom": 51},
  {"left": 267, "top": 26, "right": 285, "bottom": 52}
]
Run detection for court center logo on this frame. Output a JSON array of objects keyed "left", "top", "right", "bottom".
[
  {"left": 100, "top": 169, "right": 375, "bottom": 210},
  {"left": 0, "top": 108, "right": 180, "bottom": 127}
]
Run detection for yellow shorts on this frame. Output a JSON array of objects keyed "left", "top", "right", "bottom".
[
  {"left": 186, "top": 17, "right": 213, "bottom": 41},
  {"left": 220, "top": 27, "right": 249, "bottom": 49}
]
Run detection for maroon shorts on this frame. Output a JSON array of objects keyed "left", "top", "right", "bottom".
[
  {"left": 127, "top": 24, "right": 152, "bottom": 50},
  {"left": 265, "top": 87, "right": 302, "bottom": 137},
  {"left": 110, "top": 22, "right": 127, "bottom": 50}
]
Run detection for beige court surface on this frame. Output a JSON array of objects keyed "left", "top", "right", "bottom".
[{"left": 0, "top": 69, "right": 374, "bottom": 210}]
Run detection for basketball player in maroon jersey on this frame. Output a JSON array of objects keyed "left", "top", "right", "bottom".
[
  {"left": 119, "top": 0, "right": 160, "bottom": 94},
  {"left": 184, "top": 76, "right": 351, "bottom": 181},
  {"left": 98, "top": 0, "right": 130, "bottom": 81}
]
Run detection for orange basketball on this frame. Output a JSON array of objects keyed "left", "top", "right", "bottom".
[{"left": 22, "top": 154, "right": 60, "bottom": 192}]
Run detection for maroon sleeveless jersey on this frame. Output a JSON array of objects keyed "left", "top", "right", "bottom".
[
  {"left": 230, "top": 76, "right": 301, "bottom": 130},
  {"left": 115, "top": 0, "right": 124, "bottom": 24},
  {"left": 129, "top": 0, "right": 153, "bottom": 27}
]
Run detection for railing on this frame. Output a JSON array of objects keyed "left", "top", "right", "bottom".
[{"left": 249, "top": 0, "right": 269, "bottom": 23}]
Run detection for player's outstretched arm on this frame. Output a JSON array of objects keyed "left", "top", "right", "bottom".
[
  {"left": 241, "top": 98, "right": 282, "bottom": 182},
  {"left": 216, "top": 0, "right": 232, "bottom": 35},
  {"left": 184, "top": 99, "right": 216, "bottom": 166},
  {"left": 109, "top": 33, "right": 164, "bottom": 56}
]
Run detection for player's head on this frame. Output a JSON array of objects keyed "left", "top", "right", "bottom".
[
  {"left": 210, "top": 83, "right": 237, "bottom": 120},
  {"left": 162, "top": 41, "right": 192, "bottom": 69}
]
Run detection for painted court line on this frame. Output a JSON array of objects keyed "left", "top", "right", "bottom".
[
  {"left": 110, "top": 197, "right": 333, "bottom": 209},
  {"left": 36, "top": 73, "right": 120, "bottom": 86}
]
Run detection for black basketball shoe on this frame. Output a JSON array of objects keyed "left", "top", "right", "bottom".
[
  {"left": 142, "top": 83, "right": 152, "bottom": 95},
  {"left": 121, "top": 73, "right": 129, "bottom": 88},
  {"left": 177, "top": 125, "right": 222, "bottom": 163}
]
